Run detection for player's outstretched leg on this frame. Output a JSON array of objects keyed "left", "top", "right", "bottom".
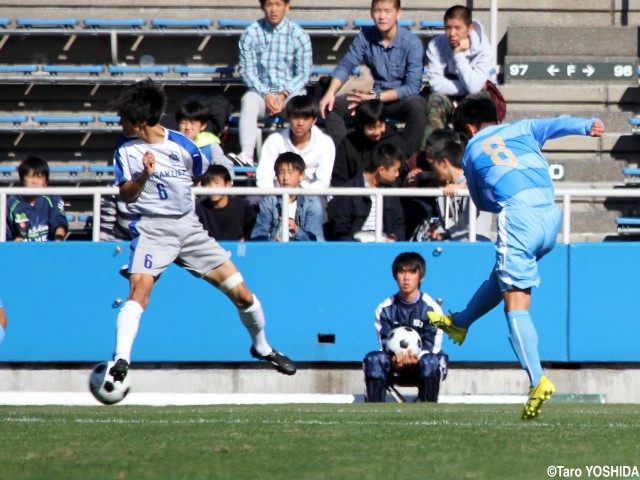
[
  {"left": 427, "top": 311, "right": 468, "bottom": 345},
  {"left": 522, "top": 375, "right": 556, "bottom": 420},
  {"left": 212, "top": 267, "right": 297, "bottom": 375}
]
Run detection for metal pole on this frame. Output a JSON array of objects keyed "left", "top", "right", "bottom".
[{"left": 490, "top": 0, "right": 498, "bottom": 73}]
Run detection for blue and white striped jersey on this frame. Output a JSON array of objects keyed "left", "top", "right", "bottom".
[
  {"left": 463, "top": 117, "right": 597, "bottom": 213},
  {"left": 114, "top": 128, "right": 204, "bottom": 216}
]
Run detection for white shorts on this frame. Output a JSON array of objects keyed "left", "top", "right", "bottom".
[{"left": 128, "top": 212, "right": 231, "bottom": 278}]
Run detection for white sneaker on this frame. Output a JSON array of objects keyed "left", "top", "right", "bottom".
[{"left": 228, "top": 152, "right": 254, "bottom": 168}]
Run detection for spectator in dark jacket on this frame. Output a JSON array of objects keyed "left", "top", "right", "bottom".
[
  {"left": 332, "top": 142, "right": 405, "bottom": 242},
  {"left": 332, "top": 100, "right": 407, "bottom": 187}
]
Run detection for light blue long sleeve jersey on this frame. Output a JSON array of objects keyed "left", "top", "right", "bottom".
[{"left": 463, "top": 117, "right": 598, "bottom": 213}]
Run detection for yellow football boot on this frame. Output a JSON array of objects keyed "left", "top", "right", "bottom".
[
  {"left": 426, "top": 311, "right": 468, "bottom": 345},
  {"left": 522, "top": 376, "right": 556, "bottom": 420}
]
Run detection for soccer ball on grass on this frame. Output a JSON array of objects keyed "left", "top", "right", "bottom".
[
  {"left": 385, "top": 326, "right": 422, "bottom": 356},
  {"left": 89, "top": 361, "right": 131, "bottom": 405}
]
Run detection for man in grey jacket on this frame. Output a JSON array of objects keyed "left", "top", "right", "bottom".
[{"left": 424, "top": 5, "right": 495, "bottom": 143}]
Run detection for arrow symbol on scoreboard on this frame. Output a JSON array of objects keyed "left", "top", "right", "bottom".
[
  {"left": 582, "top": 65, "right": 595, "bottom": 77},
  {"left": 547, "top": 65, "right": 559, "bottom": 76}
]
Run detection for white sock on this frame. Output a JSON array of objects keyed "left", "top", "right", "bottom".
[
  {"left": 0, "top": 325, "right": 5, "bottom": 346},
  {"left": 238, "top": 294, "right": 271, "bottom": 356},
  {"left": 114, "top": 300, "right": 143, "bottom": 363}
]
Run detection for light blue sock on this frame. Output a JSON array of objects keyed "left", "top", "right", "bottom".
[
  {"left": 507, "top": 310, "right": 543, "bottom": 387},
  {"left": 455, "top": 274, "right": 503, "bottom": 329},
  {"left": 0, "top": 325, "right": 5, "bottom": 346}
]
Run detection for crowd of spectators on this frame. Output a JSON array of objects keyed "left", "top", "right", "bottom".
[{"left": 3, "top": 3, "right": 499, "bottom": 243}]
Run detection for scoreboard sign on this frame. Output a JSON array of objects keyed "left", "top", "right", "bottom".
[{"left": 506, "top": 61, "right": 636, "bottom": 81}]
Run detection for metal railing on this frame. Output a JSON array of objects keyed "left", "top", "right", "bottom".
[{"left": 1, "top": 186, "right": 640, "bottom": 243}]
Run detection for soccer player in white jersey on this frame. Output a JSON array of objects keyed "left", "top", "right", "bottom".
[
  {"left": 107, "top": 80, "right": 296, "bottom": 382},
  {"left": 427, "top": 96, "right": 604, "bottom": 419}
]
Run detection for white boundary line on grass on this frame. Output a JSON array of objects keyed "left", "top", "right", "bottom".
[{"left": 0, "top": 392, "right": 528, "bottom": 406}]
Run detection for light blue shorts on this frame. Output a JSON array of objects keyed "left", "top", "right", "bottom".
[{"left": 495, "top": 205, "right": 562, "bottom": 291}]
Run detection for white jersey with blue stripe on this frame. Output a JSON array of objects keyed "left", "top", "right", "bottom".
[
  {"left": 114, "top": 128, "right": 204, "bottom": 216},
  {"left": 463, "top": 117, "right": 597, "bottom": 213}
]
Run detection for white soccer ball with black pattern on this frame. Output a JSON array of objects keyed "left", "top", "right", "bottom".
[
  {"left": 385, "top": 326, "right": 422, "bottom": 356},
  {"left": 89, "top": 361, "right": 131, "bottom": 405}
]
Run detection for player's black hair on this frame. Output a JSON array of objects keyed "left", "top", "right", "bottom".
[
  {"left": 366, "top": 141, "right": 404, "bottom": 173},
  {"left": 392, "top": 252, "right": 426, "bottom": 279},
  {"left": 355, "top": 100, "right": 386, "bottom": 129},
  {"left": 108, "top": 79, "right": 166, "bottom": 126},
  {"left": 175, "top": 98, "right": 210, "bottom": 125},
  {"left": 285, "top": 95, "right": 319, "bottom": 119},
  {"left": 274, "top": 152, "right": 306, "bottom": 174},
  {"left": 201, "top": 164, "right": 232, "bottom": 185},
  {"left": 427, "top": 129, "right": 465, "bottom": 168},
  {"left": 18, "top": 155, "right": 49, "bottom": 183},
  {"left": 452, "top": 96, "right": 498, "bottom": 139},
  {"left": 444, "top": 5, "right": 472, "bottom": 26},
  {"left": 371, "top": 0, "right": 400, "bottom": 11}
]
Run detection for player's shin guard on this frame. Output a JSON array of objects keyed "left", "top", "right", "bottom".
[
  {"left": 418, "top": 353, "right": 442, "bottom": 402},
  {"left": 507, "top": 310, "right": 544, "bottom": 387},
  {"left": 114, "top": 300, "right": 143, "bottom": 363},
  {"left": 455, "top": 273, "right": 503, "bottom": 329},
  {"left": 238, "top": 294, "right": 271, "bottom": 357},
  {"left": 363, "top": 351, "right": 392, "bottom": 402}
]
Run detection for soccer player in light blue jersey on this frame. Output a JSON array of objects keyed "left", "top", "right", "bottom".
[
  {"left": 427, "top": 96, "right": 604, "bottom": 419},
  {"left": 106, "top": 80, "right": 296, "bottom": 385}
]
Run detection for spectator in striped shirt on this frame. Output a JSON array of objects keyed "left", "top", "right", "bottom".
[{"left": 236, "top": 0, "right": 312, "bottom": 167}]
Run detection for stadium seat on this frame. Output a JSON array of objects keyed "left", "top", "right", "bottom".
[
  {"left": 0, "top": 165, "right": 18, "bottom": 175},
  {"left": 293, "top": 19, "right": 348, "bottom": 32},
  {"left": 420, "top": 19, "right": 445, "bottom": 35},
  {"left": 629, "top": 117, "right": 640, "bottom": 135},
  {"left": 66, "top": 214, "right": 76, "bottom": 222},
  {"left": 108, "top": 65, "right": 171, "bottom": 76},
  {"left": 217, "top": 19, "right": 253, "bottom": 31},
  {"left": 83, "top": 18, "right": 146, "bottom": 30},
  {"left": 616, "top": 216, "right": 640, "bottom": 235},
  {"left": 32, "top": 115, "right": 95, "bottom": 126},
  {"left": 16, "top": 18, "right": 78, "bottom": 29},
  {"left": 88, "top": 165, "right": 115, "bottom": 179},
  {"left": 172, "top": 65, "right": 238, "bottom": 83},
  {"left": 42, "top": 65, "right": 104, "bottom": 75},
  {"left": 622, "top": 167, "right": 640, "bottom": 185},
  {"left": 150, "top": 18, "right": 213, "bottom": 30},
  {"left": 0, "top": 65, "right": 38, "bottom": 74},
  {"left": 0, "top": 18, "right": 11, "bottom": 27},
  {"left": 0, "top": 115, "right": 28, "bottom": 125}
]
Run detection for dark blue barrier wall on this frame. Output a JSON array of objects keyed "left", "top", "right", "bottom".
[{"left": 0, "top": 242, "right": 636, "bottom": 363}]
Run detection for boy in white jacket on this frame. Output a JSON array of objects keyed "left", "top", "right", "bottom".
[
  {"left": 425, "top": 5, "right": 495, "bottom": 142},
  {"left": 256, "top": 95, "right": 335, "bottom": 190}
]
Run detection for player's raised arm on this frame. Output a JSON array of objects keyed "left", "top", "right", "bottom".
[{"left": 119, "top": 151, "right": 155, "bottom": 203}]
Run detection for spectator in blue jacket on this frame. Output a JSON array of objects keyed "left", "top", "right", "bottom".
[
  {"left": 6, "top": 156, "right": 68, "bottom": 241},
  {"left": 319, "top": 0, "right": 427, "bottom": 155},
  {"left": 251, "top": 152, "right": 325, "bottom": 241}
]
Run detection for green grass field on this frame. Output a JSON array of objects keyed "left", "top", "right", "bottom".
[{"left": 1, "top": 403, "right": 639, "bottom": 480}]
